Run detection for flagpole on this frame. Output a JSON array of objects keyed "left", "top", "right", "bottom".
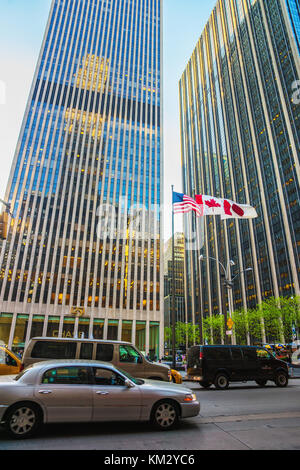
[
  {"left": 171, "top": 185, "right": 176, "bottom": 370},
  {"left": 196, "top": 215, "right": 204, "bottom": 345}
]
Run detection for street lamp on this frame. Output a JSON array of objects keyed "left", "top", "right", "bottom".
[{"left": 199, "top": 254, "right": 252, "bottom": 344}]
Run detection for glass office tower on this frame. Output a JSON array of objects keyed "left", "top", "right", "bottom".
[
  {"left": 286, "top": 0, "right": 300, "bottom": 53},
  {"left": 179, "top": 0, "right": 300, "bottom": 339},
  {"left": 0, "top": 0, "right": 163, "bottom": 358}
]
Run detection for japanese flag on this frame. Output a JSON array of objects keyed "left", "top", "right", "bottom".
[{"left": 195, "top": 195, "right": 257, "bottom": 219}]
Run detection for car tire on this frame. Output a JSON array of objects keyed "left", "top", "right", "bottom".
[
  {"left": 199, "top": 381, "right": 211, "bottom": 389},
  {"left": 214, "top": 373, "right": 229, "bottom": 390},
  {"left": 4, "top": 402, "right": 42, "bottom": 439},
  {"left": 275, "top": 372, "right": 288, "bottom": 388},
  {"left": 255, "top": 380, "right": 267, "bottom": 387},
  {"left": 151, "top": 400, "right": 179, "bottom": 430}
]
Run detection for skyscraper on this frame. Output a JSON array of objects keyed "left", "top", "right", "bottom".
[
  {"left": 164, "top": 233, "right": 186, "bottom": 327},
  {"left": 0, "top": 0, "right": 163, "bottom": 358},
  {"left": 179, "top": 0, "right": 299, "bottom": 340}
]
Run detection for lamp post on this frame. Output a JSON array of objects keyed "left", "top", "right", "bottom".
[{"left": 199, "top": 254, "right": 252, "bottom": 344}]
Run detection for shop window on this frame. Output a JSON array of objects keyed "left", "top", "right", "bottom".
[
  {"left": 30, "top": 316, "right": 44, "bottom": 338},
  {"left": 93, "top": 319, "right": 104, "bottom": 339},
  {"left": 13, "top": 315, "right": 29, "bottom": 352},
  {"left": 62, "top": 317, "right": 75, "bottom": 338},
  {"left": 107, "top": 320, "right": 118, "bottom": 340},
  {"left": 135, "top": 321, "right": 146, "bottom": 354},
  {"left": 149, "top": 322, "right": 159, "bottom": 360},
  {"left": 0, "top": 313, "right": 13, "bottom": 345},
  {"left": 121, "top": 321, "right": 132, "bottom": 342},
  {"left": 78, "top": 318, "right": 90, "bottom": 339},
  {"left": 46, "top": 316, "right": 60, "bottom": 337}
]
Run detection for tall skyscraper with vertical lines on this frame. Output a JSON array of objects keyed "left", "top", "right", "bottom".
[
  {"left": 179, "top": 0, "right": 299, "bottom": 338},
  {"left": 0, "top": 0, "right": 163, "bottom": 358}
]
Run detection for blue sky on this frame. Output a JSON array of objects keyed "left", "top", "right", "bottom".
[{"left": 0, "top": 0, "right": 216, "bottom": 240}]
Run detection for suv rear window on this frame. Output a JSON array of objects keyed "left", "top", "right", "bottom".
[
  {"left": 31, "top": 341, "right": 77, "bottom": 359},
  {"left": 96, "top": 344, "right": 114, "bottom": 362}
]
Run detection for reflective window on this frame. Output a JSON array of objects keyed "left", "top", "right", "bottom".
[
  {"left": 80, "top": 342, "right": 93, "bottom": 360},
  {"left": 31, "top": 340, "right": 76, "bottom": 359},
  {"left": 256, "top": 348, "right": 271, "bottom": 359},
  {"left": 242, "top": 348, "right": 257, "bottom": 362},
  {"left": 205, "top": 347, "right": 231, "bottom": 360},
  {"left": 95, "top": 343, "right": 114, "bottom": 362},
  {"left": 119, "top": 345, "right": 141, "bottom": 363},
  {"left": 230, "top": 348, "right": 243, "bottom": 360},
  {"left": 42, "top": 366, "right": 90, "bottom": 385},
  {"left": 92, "top": 367, "right": 125, "bottom": 386}
]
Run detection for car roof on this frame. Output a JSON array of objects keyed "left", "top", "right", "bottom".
[
  {"left": 29, "top": 337, "right": 131, "bottom": 345},
  {"left": 29, "top": 359, "right": 117, "bottom": 369}
]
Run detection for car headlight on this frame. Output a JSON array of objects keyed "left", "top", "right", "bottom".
[{"left": 184, "top": 393, "right": 197, "bottom": 402}]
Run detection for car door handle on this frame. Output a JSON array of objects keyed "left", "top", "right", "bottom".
[
  {"left": 96, "top": 391, "right": 109, "bottom": 395},
  {"left": 38, "top": 390, "right": 52, "bottom": 394}
]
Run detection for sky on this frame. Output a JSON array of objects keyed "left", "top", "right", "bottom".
[{"left": 0, "top": 0, "right": 216, "bottom": 241}]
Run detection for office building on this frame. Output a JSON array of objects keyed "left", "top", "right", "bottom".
[
  {"left": 0, "top": 0, "right": 163, "bottom": 357},
  {"left": 164, "top": 233, "right": 186, "bottom": 327},
  {"left": 179, "top": 0, "right": 300, "bottom": 338}
]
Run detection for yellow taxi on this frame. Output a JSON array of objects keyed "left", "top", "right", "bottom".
[
  {"left": 0, "top": 346, "right": 22, "bottom": 375},
  {"left": 171, "top": 369, "right": 183, "bottom": 384}
]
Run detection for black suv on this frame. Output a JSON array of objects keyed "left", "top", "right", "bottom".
[{"left": 187, "top": 345, "right": 289, "bottom": 390}]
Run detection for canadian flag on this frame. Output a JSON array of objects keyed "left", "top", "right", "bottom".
[{"left": 195, "top": 195, "right": 257, "bottom": 220}]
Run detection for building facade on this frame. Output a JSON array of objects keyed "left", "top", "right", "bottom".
[
  {"left": 0, "top": 0, "right": 163, "bottom": 358},
  {"left": 164, "top": 233, "right": 186, "bottom": 327},
  {"left": 179, "top": 0, "right": 300, "bottom": 338}
]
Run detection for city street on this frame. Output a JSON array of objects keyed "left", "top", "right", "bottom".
[{"left": 1, "top": 378, "right": 300, "bottom": 451}]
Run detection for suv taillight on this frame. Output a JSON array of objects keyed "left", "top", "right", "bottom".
[{"left": 199, "top": 352, "right": 203, "bottom": 360}]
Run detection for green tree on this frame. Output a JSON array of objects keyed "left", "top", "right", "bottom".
[{"left": 203, "top": 314, "right": 224, "bottom": 344}]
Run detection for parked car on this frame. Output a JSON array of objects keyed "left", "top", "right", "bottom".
[
  {"left": 0, "top": 360, "right": 200, "bottom": 438},
  {"left": 0, "top": 346, "right": 21, "bottom": 376},
  {"left": 187, "top": 345, "right": 289, "bottom": 389},
  {"left": 22, "top": 337, "right": 171, "bottom": 382}
]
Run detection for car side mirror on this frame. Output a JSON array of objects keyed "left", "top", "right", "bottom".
[{"left": 125, "top": 379, "right": 134, "bottom": 388}]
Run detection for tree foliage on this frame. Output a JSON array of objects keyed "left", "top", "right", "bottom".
[{"left": 165, "top": 296, "right": 300, "bottom": 347}]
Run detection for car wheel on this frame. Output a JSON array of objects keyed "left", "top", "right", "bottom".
[
  {"left": 275, "top": 372, "right": 288, "bottom": 387},
  {"left": 255, "top": 380, "right": 267, "bottom": 387},
  {"left": 199, "top": 381, "right": 211, "bottom": 389},
  {"left": 214, "top": 373, "right": 229, "bottom": 390},
  {"left": 5, "top": 403, "right": 42, "bottom": 439},
  {"left": 151, "top": 401, "right": 179, "bottom": 430}
]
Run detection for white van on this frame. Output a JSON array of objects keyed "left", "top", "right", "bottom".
[{"left": 22, "top": 337, "right": 171, "bottom": 381}]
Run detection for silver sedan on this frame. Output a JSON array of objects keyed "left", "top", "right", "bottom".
[{"left": 0, "top": 359, "right": 200, "bottom": 438}]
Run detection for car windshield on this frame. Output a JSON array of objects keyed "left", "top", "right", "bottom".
[{"left": 116, "top": 367, "right": 144, "bottom": 385}]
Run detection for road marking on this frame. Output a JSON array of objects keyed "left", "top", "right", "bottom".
[{"left": 198, "top": 412, "right": 300, "bottom": 424}]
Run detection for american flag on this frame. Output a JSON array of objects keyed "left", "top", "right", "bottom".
[{"left": 172, "top": 192, "right": 203, "bottom": 217}]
